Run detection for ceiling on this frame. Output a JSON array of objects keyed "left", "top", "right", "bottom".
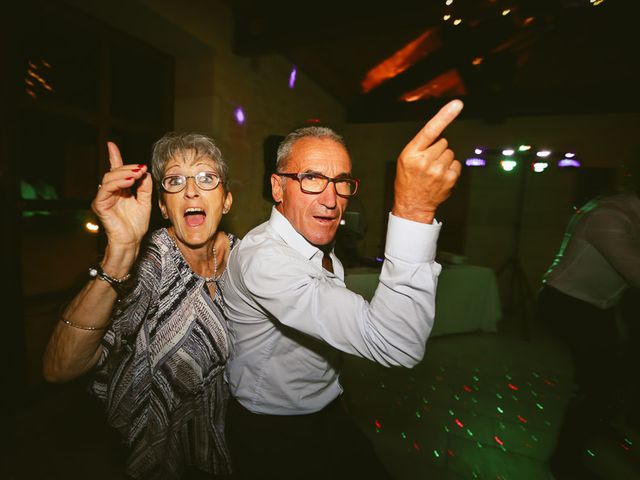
[{"left": 224, "top": 0, "right": 638, "bottom": 123}]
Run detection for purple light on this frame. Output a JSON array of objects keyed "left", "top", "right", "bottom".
[
  {"left": 558, "top": 158, "right": 581, "bottom": 168},
  {"left": 289, "top": 67, "right": 297, "bottom": 89},
  {"left": 465, "top": 157, "right": 486, "bottom": 167},
  {"left": 234, "top": 107, "right": 245, "bottom": 125}
]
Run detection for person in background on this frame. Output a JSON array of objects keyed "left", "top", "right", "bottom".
[
  {"left": 536, "top": 164, "right": 640, "bottom": 480},
  {"left": 43, "top": 133, "right": 236, "bottom": 479},
  {"left": 223, "top": 100, "right": 464, "bottom": 479}
]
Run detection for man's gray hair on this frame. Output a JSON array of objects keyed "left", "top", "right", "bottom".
[
  {"left": 275, "top": 126, "right": 346, "bottom": 172},
  {"left": 151, "top": 132, "right": 230, "bottom": 191}
]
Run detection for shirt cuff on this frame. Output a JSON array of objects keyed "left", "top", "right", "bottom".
[{"left": 385, "top": 212, "right": 441, "bottom": 263}]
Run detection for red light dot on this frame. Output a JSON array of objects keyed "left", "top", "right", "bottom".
[
  {"left": 508, "top": 383, "right": 519, "bottom": 391},
  {"left": 455, "top": 418, "right": 464, "bottom": 428},
  {"left": 375, "top": 419, "right": 382, "bottom": 429},
  {"left": 494, "top": 436, "right": 504, "bottom": 446},
  {"left": 517, "top": 415, "right": 527, "bottom": 423},
  {"left": 447, "top": 448, "right": 455, "bottom": 457},
  {"left": 413, "top": 441, "right": 421, "bottom": 451},
  {"left": 463, "top": 385, "right": 472, "bottom": 392}
]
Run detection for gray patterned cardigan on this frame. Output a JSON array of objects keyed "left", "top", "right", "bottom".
[{"left": 90, "top": 228, "right": 237, "bottom": 479}]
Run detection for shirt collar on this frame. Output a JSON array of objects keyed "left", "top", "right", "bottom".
[{"left": 268, "top": 206, "right": 332, "bottom": 261}]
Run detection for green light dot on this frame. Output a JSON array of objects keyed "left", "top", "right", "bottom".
[
  {"left": 444, "top": 426, "right": 450, "bottom": 433},
  {"left": 536, "top": 403, "right": 544, "bottom": 410},
  {"left": 415, "top": 411, "right": 422, "bottom": 419},
  {"left": 499, "top": 445, "right": 507, "bottom": 452},
  {"left": 497, "top": 407, "right": 504, "bottom": 414},
  {"left": 496, "top": 393, "right": 503, "bottom": 400},
  {"left": 587, "top": 449, "right": 596, "bottom": 457},
  {"left": 532, "top": 371, "right": 540, "bottom": 378},
  {"left": 624, "top": 438, "right": 633, "bottom": 446},
  {"left": 476, "top": 441, "right": 483, "bottom": 448},
  {"left": 453, "top": 394, "right": 460, "bottom": 401},
  {"left": 401, "top": 432, "right": 407, "bottom": 439},
  {"left": 505, "top": 374, "right": 512, "bottom": 380},
  {"left": 531, "top": 435, "right": 538, "bottom": 442},
  {"left": 466, "top": 429, "right": 474, "bottom": 437},
  {"left": 471, "top": 397, "right": 478, "bottom": 404},
  {"left": 473, "top": 375, "right": 480, "bottom": 382},
  {"left": 433, "top": 450, "right": 440, "bottom": 458},
  {"left": 448, "top": 409, "right": 455, "bottom": 416}
]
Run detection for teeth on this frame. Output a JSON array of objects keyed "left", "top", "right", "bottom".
[{"left": 185, "top": 207, "right": 204, "bottom": 213}]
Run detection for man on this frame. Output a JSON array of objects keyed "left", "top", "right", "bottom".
[
  {"left": 537, "top": 183, "right": 640, "bottom": 480},
  {"left": 223, "top": 100, "right": 464, "bottom": 479}
]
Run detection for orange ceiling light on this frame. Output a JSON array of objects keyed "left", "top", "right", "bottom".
[
  {"left": 400, "top": 69, "right": 467, "bottom": 102},
  {"left": 361, "top": 28, "right": 442, "bottom": 93}
]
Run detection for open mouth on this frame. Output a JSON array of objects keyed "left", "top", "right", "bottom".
[{"left": 184, "top": 207, "right": 206, "bottom": 227}]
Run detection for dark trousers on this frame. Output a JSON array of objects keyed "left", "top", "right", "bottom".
[
  {"left": 536, "top": 286, "right": 622, "bottom": 465},
  {"left": 226, "top": 396, "right": 392, "bottom": 480}
]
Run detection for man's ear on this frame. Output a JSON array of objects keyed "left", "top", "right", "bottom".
[
  {"left": 271, "top": 173, "right": 283, "bottom": 203},
  {"left": 222, "top": 191, "right": 233, "bottom": 214}
]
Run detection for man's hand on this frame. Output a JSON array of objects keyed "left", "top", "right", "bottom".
[{"left": 392, "top": 99, "right": 463, "bottom": 224}]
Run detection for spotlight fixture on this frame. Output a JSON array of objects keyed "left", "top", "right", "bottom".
[
  {"left": 465, "top": 158, "right": 486, "bottom": 167},
  {"left": 558, "top": 158, "right": 581, "bottom": 168},
  {"left": 500, "top": 160, "right": 517, "bottom": 172},
  {"left": 532, "top": 161, "right": 549, "bottom": 173}
]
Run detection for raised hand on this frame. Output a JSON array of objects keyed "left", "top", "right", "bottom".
[
  {"left": 393, "top": 99, "right": 463, "bottom": 224},
  {"left": 91, "top": 142, "right": 153, "bottom": 249}
]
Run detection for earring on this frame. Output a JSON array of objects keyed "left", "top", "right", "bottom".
[{"left": 162, "top": 211, "right": 168, "bottom": 219}]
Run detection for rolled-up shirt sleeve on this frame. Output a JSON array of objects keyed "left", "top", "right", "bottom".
[{"left": 237, "top": 213, "right": 441, "bottom": 367}]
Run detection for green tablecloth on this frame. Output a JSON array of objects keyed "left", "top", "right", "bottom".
[{"left": 344, "top": 264, "right": 501, "bottom": 337}]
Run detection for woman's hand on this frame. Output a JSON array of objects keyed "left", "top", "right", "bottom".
[{"left": 91, "top": 142, "right": 153, "bottom": 249}]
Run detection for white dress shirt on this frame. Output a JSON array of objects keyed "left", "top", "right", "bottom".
[
  {"left": 223, "top": 207, "right": 442, "bottom": 415},
  {"left": 544, "top": 192, "right": 640, "bottom": 309}
]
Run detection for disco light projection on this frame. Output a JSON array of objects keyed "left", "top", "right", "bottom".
[
  {"left": 502, "top": 149, "right": 515, "bottom": 156},
  {"left": 288, "top": 67, "right": 297, "bottom": 89},
  {"left": 234, "top": 107, "right": 245, "bottom": 125}
]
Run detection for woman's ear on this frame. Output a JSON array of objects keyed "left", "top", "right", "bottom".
[
  {"left": 222, "top": 192, "right": 233, "bottom": 214},
  {"left": 158, "top": 198, "right": 168, "bottom": 219}
]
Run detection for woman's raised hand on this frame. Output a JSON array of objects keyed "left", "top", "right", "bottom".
[{"left": 91, "top": 142, "right": 153, "bottom": 249}]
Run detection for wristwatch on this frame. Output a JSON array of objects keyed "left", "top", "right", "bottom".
[{"left": 88, "top": 264, "right": 131, "bottom": 293}]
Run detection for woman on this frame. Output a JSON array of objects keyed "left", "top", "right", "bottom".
[{"left": 43, "top": 133, "right": 236, "bottom": 479}]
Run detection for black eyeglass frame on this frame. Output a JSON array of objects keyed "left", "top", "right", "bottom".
[
  {"left": 277, "top": 172, "right": 359, "bottom": 198},
  {"left": 161, "top": 171, "right": 222, "bottom": 193}
]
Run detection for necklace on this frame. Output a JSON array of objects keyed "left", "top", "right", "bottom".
[{"left": 202, "top": 245, "right": 219, "bottom": 283}]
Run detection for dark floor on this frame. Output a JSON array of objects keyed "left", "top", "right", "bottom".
[{"left": 6, "top": 325, "right": 640, "bottom": 479}]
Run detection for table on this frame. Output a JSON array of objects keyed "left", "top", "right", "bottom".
[{"left": 344, "top": 264, "right": 501, "bottom": 336}]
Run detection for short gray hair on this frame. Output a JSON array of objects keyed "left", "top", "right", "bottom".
[
  {"left": 151, "top": 132, "right": 230, "bottom": 191},
  {"left": 276, "top": 126, "right": 346, "bottom": 172}
]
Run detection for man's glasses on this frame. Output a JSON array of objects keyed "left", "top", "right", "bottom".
[
  {"left": 278, "top": 172, "right": 359, "bottom": 198},
  {"left": 161, "top": 171, "right": 221, "bottom": 193}
]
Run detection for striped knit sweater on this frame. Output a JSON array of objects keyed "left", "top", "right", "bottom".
[{"left": 91, "top": 228, "right": 237, "bottom": 479}]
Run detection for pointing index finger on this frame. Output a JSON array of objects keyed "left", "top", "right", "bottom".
[
  {"left": 107, "top": 141, "right": 124, "bottom": 171},
  {"left": 409, "top": 99, "right": 464, "bottom": 151}
]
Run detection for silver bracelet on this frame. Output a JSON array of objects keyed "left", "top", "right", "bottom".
[
  {"left": 59, "top": 317, "right": 108, "bottom": 331},
  {"left": 88, "top": 265, "right": 131, "bottom": 291}
]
